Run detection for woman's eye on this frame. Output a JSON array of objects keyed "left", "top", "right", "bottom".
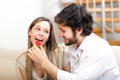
[
  {"left": 35, "top": 28, "right": 40, "bottom": 30},
  {"left": 45, "top": 30, "right": 49, "bottom": 33}
]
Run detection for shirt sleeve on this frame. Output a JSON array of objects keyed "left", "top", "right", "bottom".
[
  {"left": 57, "top": 49, "right": 116, "bottom": 80},
  {"left": 16, "top": 53, "right": 26, "bottom": 70}
]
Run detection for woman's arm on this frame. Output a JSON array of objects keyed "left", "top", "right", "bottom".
[{"left": 18, "top": 68, "right": 27, "bottom": 80}]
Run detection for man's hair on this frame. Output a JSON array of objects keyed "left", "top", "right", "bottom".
[{"left": 55, "top": 3, "right": 93, "bottom": 36}]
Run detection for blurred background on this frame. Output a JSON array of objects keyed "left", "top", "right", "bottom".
[
  {"left": 0, "top": 0, "right": 120, "bottom": 80},
  {"left": 0, "top": 0, "right": 62, "bottom": 50},
  {"left": 0, "top": 0, "right": 120, "bottom": 51}
]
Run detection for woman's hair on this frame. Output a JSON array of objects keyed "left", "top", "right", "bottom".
[
  {"left": 55, "top": 3, "right": 93, "bottom": 36},
  {"left": 26, "top": 17, "right": 58, "bottom": 80}
]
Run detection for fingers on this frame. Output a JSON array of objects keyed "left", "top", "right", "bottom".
[
  {"left": 33, "top": 44, "right": 39, "bottom": 51},
  {"left": 28, "top": 44, "right": 40, "bottom": 56},
  {"left": 28, "top": 47, "right": 41, "bottom": 64},
  {"left": 27, "top": 44, "right": 43, "bottom": 60},
  {"left": 28, "top": 48, "right": 35, "bottom": 60},
  {"left": 27, "top": 44, "right": 47, "bottom": 60},
  {"left": 28, "top": 51, "right": 33, "bottom": 60},
  {"left": 39, "top": 45, "right": 44, "bottom": 50},
  {"left": 28, "top": 46, "right": 35, "bottom": 55}
]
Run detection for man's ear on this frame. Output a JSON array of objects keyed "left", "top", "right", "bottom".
[{"left": 75, "top": 28, "right": 82, "bottom": 35}]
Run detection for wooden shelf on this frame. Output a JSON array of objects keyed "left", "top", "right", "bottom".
[
  {"left": 93, "top": 33, "right": 120, "bottom": 46},
  {"left": 96, "top": 18, "right": 120, "bottom": 22},
  {"left": 63, "top": 0, "right": 118, "bottom": 6},
  {"left": 108, "top": 40, "right": 120, "bottom": 46},
  {"left": 93, "top": 27, "right": 120, "bottom": 33},
  {"left": 88, "top": 8, "right": 119, "bottom": 13},
  {"left": 76, "top": 0, "right": 118, "bottom": 4}
]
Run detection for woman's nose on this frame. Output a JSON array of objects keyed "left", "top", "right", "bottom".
[{"left": 38, "top": 31, "right": 44, "bottom": 36}]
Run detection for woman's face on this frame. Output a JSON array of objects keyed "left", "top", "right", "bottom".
[{"left": 29, "top": 21, "right": 50, "bottom": 46}]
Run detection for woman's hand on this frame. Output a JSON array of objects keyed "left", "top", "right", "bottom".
[{"left": 28, "top": 44, "right": 49, "bottom": 66}]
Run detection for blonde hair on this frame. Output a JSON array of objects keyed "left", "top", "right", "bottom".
[{"left": 26, "top": 17, "right": 59, "bottom": 80}]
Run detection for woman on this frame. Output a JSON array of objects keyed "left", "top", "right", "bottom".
[{"left": 16, "top": 17, "right": 70, "bottom": 80}]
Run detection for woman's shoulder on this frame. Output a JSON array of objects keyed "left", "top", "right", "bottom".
[
  {"left": 16, "top": 51, "right": 28, "bottom": 70},
  {"left": 16, "top": 51, "right": 28, "bottom": 62}
]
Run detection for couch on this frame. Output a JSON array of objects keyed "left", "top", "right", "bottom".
[
  {"left": 111, "top": 46, "right": 120, "bottom": 69},
  {"left": 0, "top": 46, "right": 120, "bottom": 80},
  {"left": 0, "top": 49, "right": 23, "bottom": 80}
]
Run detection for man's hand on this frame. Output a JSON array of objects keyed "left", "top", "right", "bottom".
[
  {"left": 28, "top": 44, "right": 49, "bottom": 66},
  {"left": 28, "top": 44, "right": 59, "bottom": 79}
]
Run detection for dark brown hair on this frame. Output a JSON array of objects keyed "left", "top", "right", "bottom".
[{"left": 55, "top": 3, "right": 93, "bottom": 36}]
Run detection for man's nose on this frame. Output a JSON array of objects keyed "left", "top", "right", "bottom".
[{"left": 59, "top": 32, "right": 63, "bottom": 37}]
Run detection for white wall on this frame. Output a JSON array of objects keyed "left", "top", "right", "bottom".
[
  {"left": 41, "top": 0, "right": 64, "bottom": 44},
  {"left": 0, "top": 0, "right": 43, "bottom": 50},
  {"left": 0, "top": 0, "right": 64, "bottom": 51}
]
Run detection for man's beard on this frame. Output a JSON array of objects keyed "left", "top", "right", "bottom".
[
  {"left": 65, "top": 38, "right": 76, "bottom": 46},
  {"left": 65, "top": 32, "right": 77, "bottom": 46}
]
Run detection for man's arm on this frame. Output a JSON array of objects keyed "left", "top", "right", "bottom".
[
  {"left": 28, "top": 44, "right": 59, "bottom": 79},
  {"left": 41, "top": 59, "right": 59, "bottom": 79},
  {"left": 63, "top": 62, "right": 70, "bottom": 72}
]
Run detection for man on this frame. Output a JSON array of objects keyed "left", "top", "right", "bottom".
[{"left": 28, "top": 3, "right": 120, "bottom": 80}]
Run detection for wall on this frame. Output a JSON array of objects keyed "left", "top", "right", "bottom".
[
  {"left": 0, "top": 0, "right": 43, "bottom": 50},
  {"left": 0, "top": 0, "right": 64, "bottom": 50}
]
